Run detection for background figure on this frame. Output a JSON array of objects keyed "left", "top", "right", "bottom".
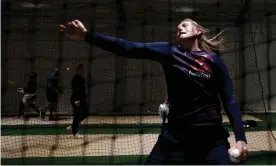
[
  {"left": 67, "top": 63, "right": 89, "bottom": 139},
  {"left": 43, "top": 68, "right": 63, "bottom": 120},
  {"left": 158, "top": 96, "right": 169, "bottom": 119},
  {"left": 17, "top": 71, "right": 43, "bottom": 119}
]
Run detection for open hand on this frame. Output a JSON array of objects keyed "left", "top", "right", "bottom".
[{"left": 60, "top": 20, "right": 87, "bottom": 40}]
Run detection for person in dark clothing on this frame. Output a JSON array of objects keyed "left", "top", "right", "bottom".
[
  {"left": 66, "top": 63, "right": 88, "bottom": 139},
  {"left": 17, "top": 71, "right": 42, "bottom": 118},
  {"left": 43, "top": 68, "right": 63, "bottom": 120},
  {"left": 60, "top": 19, "right": 248, "bottom": 164}
]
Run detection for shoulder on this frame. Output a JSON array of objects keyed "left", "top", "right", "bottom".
[
  {"left": 73, "top": 74, "right": 83, "bottom": 79},
  {"left": 205, "top": 52, "right": 218, "bottom": 62},
  {"left": 72, "top": 74, "right": 79, "bottom": 79},
  {"left": 144, "top": 42, "right": 173, "bottom": 51},
  {"left": 206, "top": 53, "right": 226, "bottom": 69}
]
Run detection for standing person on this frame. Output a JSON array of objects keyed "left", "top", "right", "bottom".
[
  {"left": 60, "top": 19, "right": 248, "bottom": 164},
  {"left": 17, "top": 71, "right": 43, "bottom": 119},
  {"left": 158, "top": 96, "right": 169, "bottom": 119},
  {"left": 43, "top": 68, "right": 63, "bottom": 120},
  {"left": 66, "top": 63, "right": 88, "bottom": 139}
]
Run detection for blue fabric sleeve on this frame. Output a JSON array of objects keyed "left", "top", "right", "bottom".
[
  {"left": 84, "top": 32, "right": 170, "bottom": 62},
  {"left": 47, "top": 77, "right": 53, "bottom": 89},
  {"left": 216, "top": 56, "right": 247, "bottom": 143}
]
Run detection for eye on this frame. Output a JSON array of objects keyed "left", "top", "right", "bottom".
[{"left": 183, "top": 23, "right": 189, "bottom": 27}]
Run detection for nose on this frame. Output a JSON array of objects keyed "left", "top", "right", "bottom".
[
  {"left": 177, "top": 27, "right": 184, "bottom": 32},
  {"left": 177, "top": 25, "right": 182, "bottom": 30},
  {"left": 178, "top": 29, "right": 185, "bottom": 34}
]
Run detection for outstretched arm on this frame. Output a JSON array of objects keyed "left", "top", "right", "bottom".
[{"left": 60, "top": 20, "right": 171, "bottom": 62}]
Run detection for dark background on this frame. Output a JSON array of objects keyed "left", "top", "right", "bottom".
[{"left": 1, "top": 0, "right": 276, "bottom": 116}]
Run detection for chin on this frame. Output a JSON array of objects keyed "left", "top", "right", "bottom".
[
  {"left": 180, "top": 34, "right": 192, "bottom": 39},
  {"left": 178, "top": 35, "right": 195, "bottom": 41},
  {"left": 176, "top": 36, "right": 188, "bottom": 42}
]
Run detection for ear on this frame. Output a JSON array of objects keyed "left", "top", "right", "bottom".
[{"left": 196, "top": 30, "right": 203, "bottom": 35}]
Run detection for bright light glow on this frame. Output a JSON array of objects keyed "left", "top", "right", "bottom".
[
  {"left": 173, "top": 6, "right": 199, "bottom": 13},
  {"left": 21, "top": 2, "right": 50, "bottom": 9}
]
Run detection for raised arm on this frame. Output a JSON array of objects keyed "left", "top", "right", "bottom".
[
  {"left": 216, "top": 57, "right": 246, "bottom": 143},
  {"left": 85, "top": 32, "right": 170, "bottom": 61},
  {"left": 60, "top": 20, "right": 171, "bottom": 62}
]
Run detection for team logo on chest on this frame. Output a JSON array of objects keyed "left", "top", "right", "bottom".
[
  {"left": 188, "top": 70, "right": 211, "bottom": 79},
  {"left": 188, "top": 54, "right": 212, "bottom": 79}
]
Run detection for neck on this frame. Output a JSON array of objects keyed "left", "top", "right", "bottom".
[{"left": 179, "top": 38, "right": 201, "bottom": 52}]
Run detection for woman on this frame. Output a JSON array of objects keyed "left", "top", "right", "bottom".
[{"left": 60, "top": 19, "right": 248, "bottom": 164}]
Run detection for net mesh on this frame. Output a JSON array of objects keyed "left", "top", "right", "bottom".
[{"left": 1, "top": 0, "right": 276, "bottom": 164}]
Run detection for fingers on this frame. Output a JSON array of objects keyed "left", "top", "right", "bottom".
[
  {"left": 60, "top": 25, "right": 66, "bottom": 32},
  {"left": 235, "top": 145, "right": 248, "bottom": 161},
  {"left": 241, "top": 147, "right": 248, "bottom": 160},
  {"left": 60, "top": 25, "right": 66, "bottom": 29},
  {"left": 60, "top": 21, "right": 79, "bottom": 34},
  {"left": 60, "top": 20, "right": 80, "bottom": 28},
  {"left": 59, "top": 22, "right": 77, "bottom": 30},
  {"left": 73, "top": 20, "right": 81, "bottom": 25},
  {"left": 71, "top": 21, "right": 79, "bottom": 28}
]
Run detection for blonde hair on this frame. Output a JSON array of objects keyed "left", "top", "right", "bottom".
[{"left": 183, "top": 18, "right": 225, "bottom": 56}]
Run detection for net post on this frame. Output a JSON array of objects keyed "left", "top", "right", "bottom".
[
  {"left": 109, "top": 0, "right": 127, "bottom": 164},
  {"left": 82, "top": 3, "right": 97, "bottom": 164},
  {"left": 138, "top": 3, "right": 148, "bottom": 164},
  {"left": 2, "top": 0, "right": 10, "bottom": 108},
  {"left": 265, "top": 11, "right": 273, "bottom": 163},
  {"left": 237, "top": 20, "right": 246, "bottom": 113},
  {"left": 23, "top": 0, "right": 39, "bottom": 161},
  {"left": 57, "top": 0, "right": 67, "bottom": 118},
  {"left": 236, "top": 0, "right": 251, "bottom": 113},
  {"left": 28, "top": 1, "right": 39, "bottom": 73},
  {"left": 265, "top": 12, "right": 272, "bottom": 129}
]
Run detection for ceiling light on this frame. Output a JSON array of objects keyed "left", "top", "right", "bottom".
[
  {"left": 21, "top": 2, "right": 50, "bottom": 9},
  {"left": 173, "top": 6, "right": 199, "bottom": 13}
]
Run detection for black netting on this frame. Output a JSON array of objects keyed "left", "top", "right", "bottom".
[{"left": 1, "top": 0, "right": 276, "bottom": 165}]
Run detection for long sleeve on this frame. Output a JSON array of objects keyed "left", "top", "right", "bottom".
[
  {"left": 71, "top": 74, "right": 86, "bottom": 101},
  {"left": 46, "top": 77, "right": 53, "bottom": 89},
  {"left": 24, "top": 79, "right": 37, "bottom": 94},
  {"left": 84, "top": 32, "right": 171, "bottom": 62},
  {"left": 47, "top": 76, "right": 59, "bottom": 91},
  {"left": 216, "top": 57, "right": 247, "bottom": 143}
]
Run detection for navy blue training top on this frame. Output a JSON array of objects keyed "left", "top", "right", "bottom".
[
  {"left": 71, "top": 73, "right": 87, "bottom": 101},
  {"left": 46, "top": 75, "right": 59, "bottom": 92},
  {"left": 24, "top": 78, "right": 37, "bottom": 94},
  {"left": 84, "top": 32, "right": 246, "bottom": 142}
]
